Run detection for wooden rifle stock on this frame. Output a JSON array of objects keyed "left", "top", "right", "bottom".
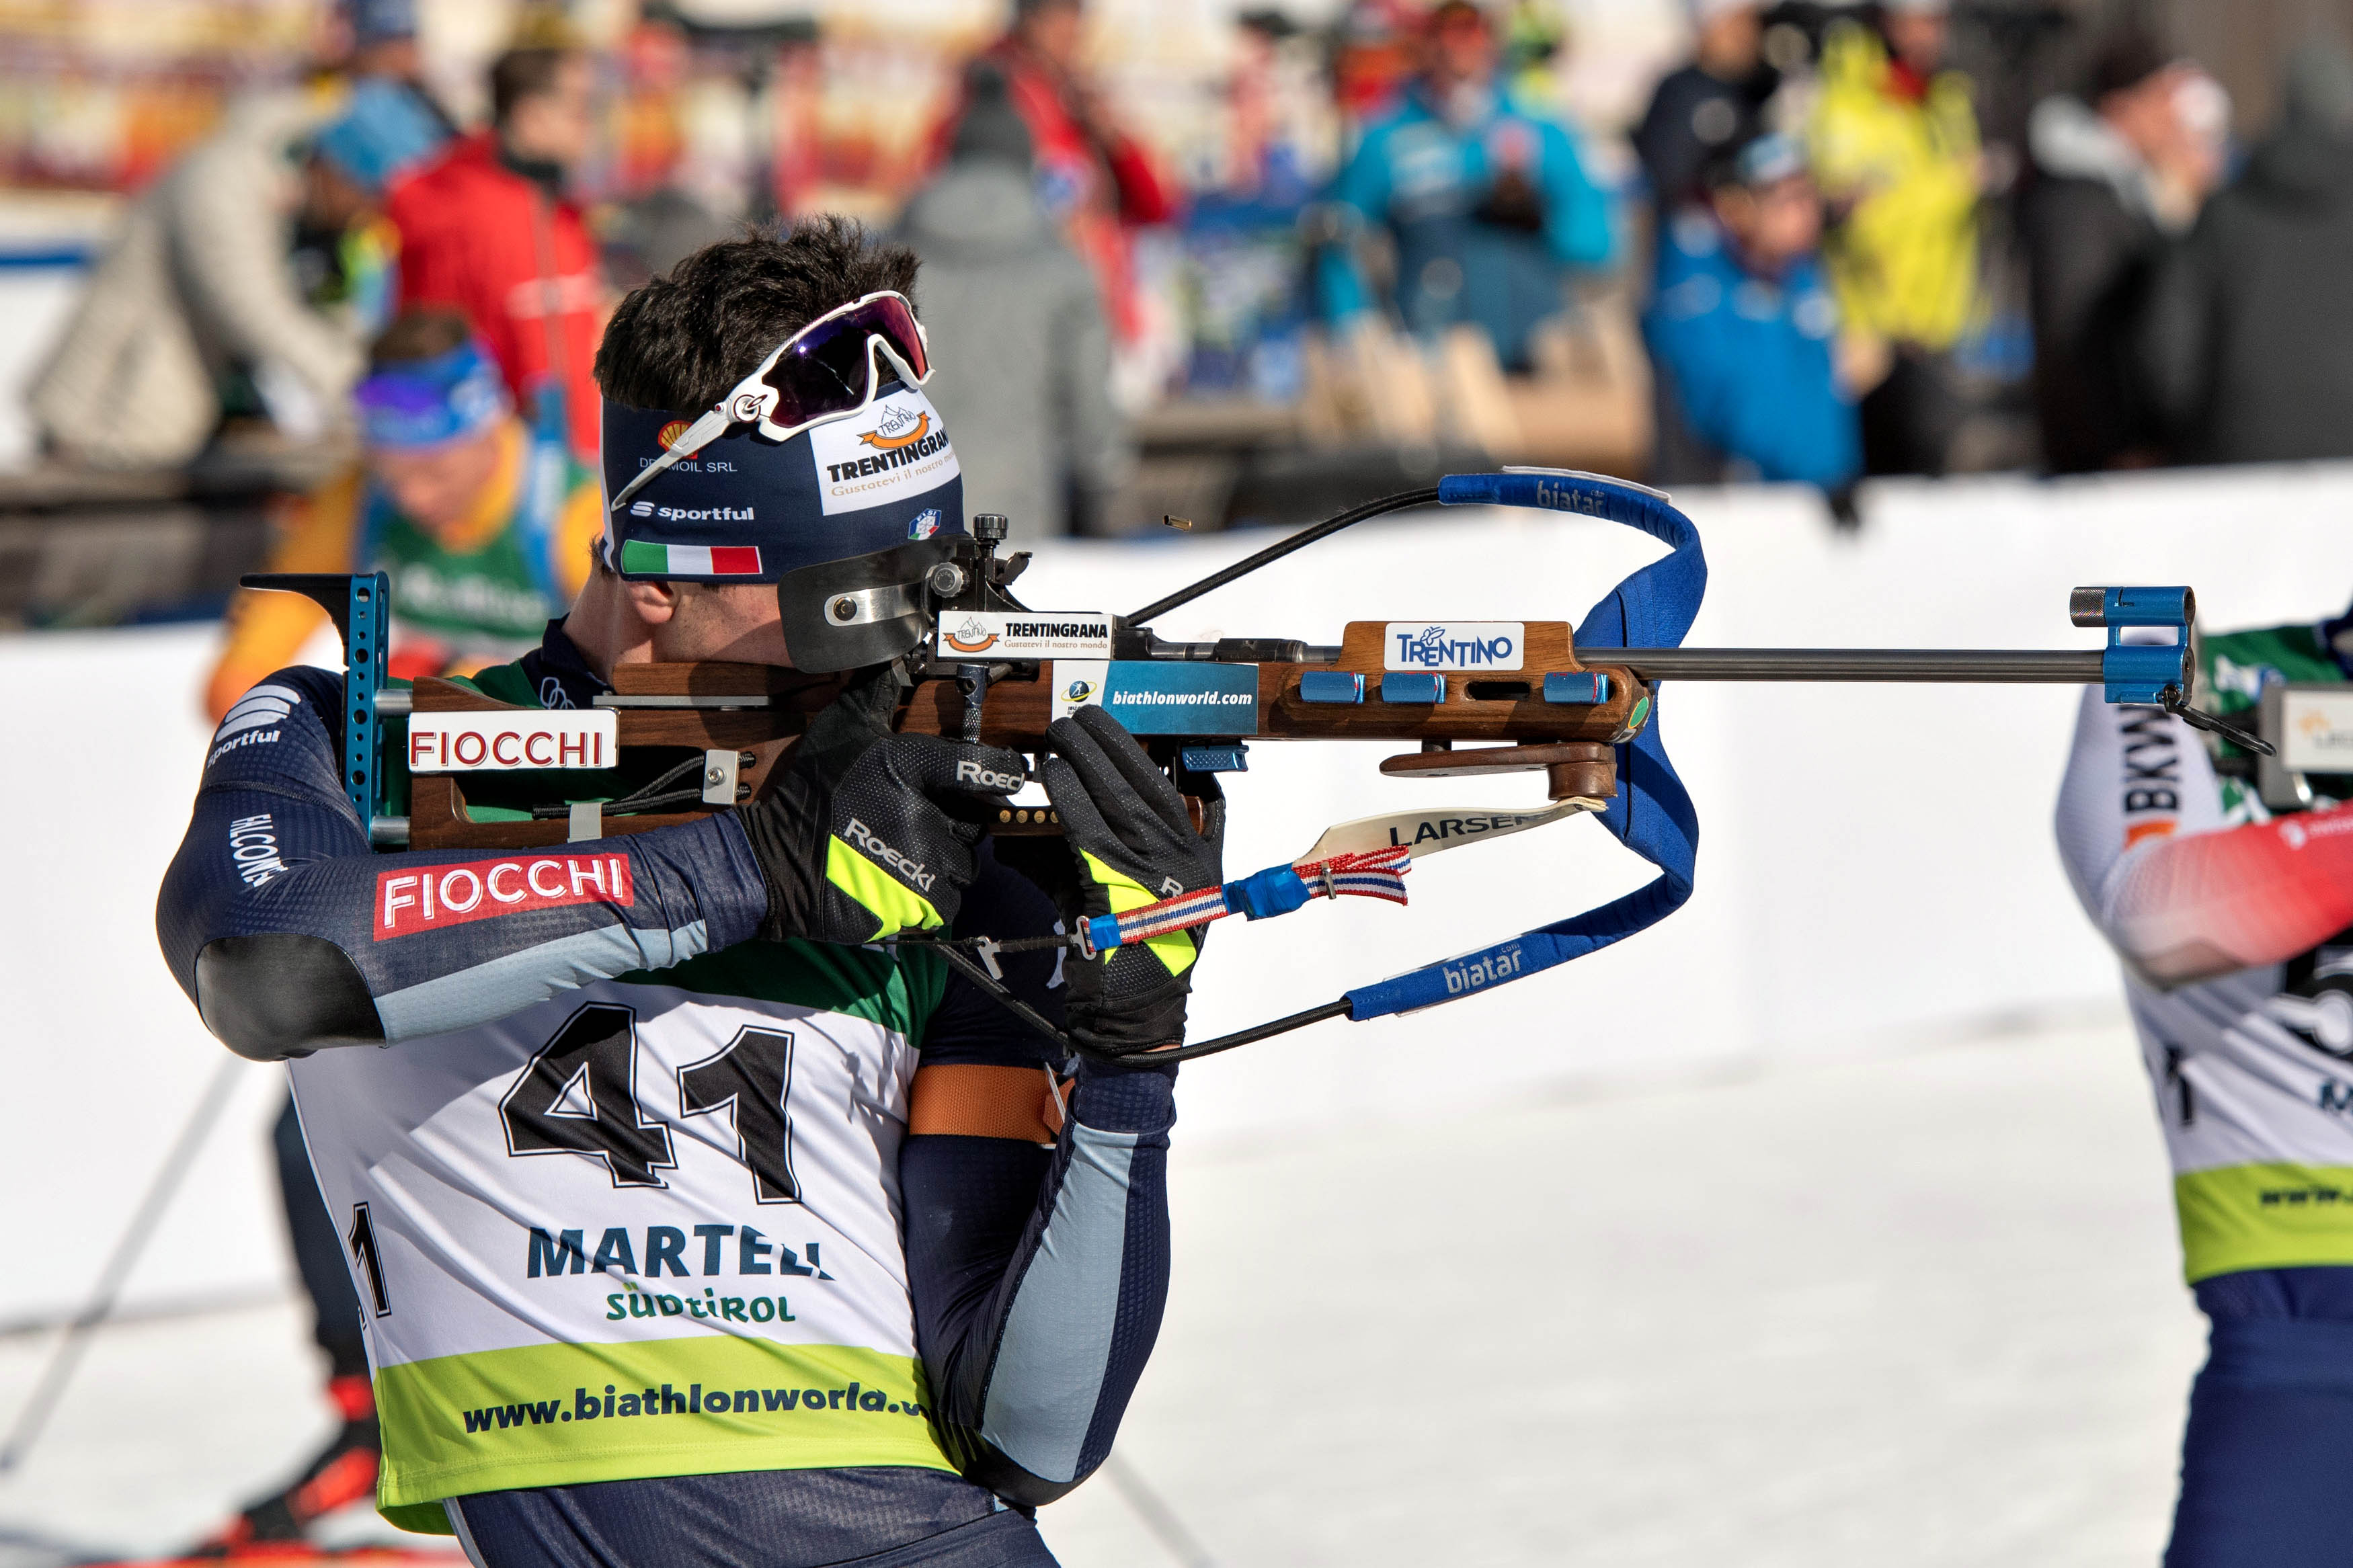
[{"left": 397, "top": 620, "right": 1645, "bottom": 851}]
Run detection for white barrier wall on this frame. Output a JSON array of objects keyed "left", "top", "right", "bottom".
[{"left": 10, "top": 462, "right": 2353, "bottom": 1323}]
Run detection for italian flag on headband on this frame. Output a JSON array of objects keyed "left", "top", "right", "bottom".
[{"left": 619, "top": 541, "right": 764, "bottom": 576}]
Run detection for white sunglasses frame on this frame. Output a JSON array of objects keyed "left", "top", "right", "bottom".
[{"left": 606, "top": 290, "right": 932, "bottom": 516}]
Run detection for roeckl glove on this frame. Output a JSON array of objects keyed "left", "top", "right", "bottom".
[
  {"left": 737, "top": 663, "right": 1028, "bottom": 945},
  {"left": 1031, "top": 704, "right": 1224, "bottom": 1052}
]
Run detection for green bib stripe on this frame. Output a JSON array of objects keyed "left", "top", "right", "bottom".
[
  {"left": 376, "top": 1339, "right": 952, "bottom": 1528},
  {"left": 2177, "top": 1164, "right": 2353, "bottom": 1282}
]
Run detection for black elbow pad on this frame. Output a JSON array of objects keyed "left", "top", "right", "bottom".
[
  {"left": 195, "top": 934, "right": 385, "bottom": 1061},
  {"left": 932, "top": 1423, "right": 1082, "bottom": 1509}
]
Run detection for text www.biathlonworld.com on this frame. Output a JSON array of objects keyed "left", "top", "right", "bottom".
[{"left": 462, "top": 1378, "right": 925, "bottom": 1435}]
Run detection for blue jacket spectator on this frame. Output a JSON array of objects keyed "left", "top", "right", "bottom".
[
  {"left": 1317, "top": 1, "right": 1613, "bottom": 370},
  {"left": 1644, "top": 134, "right": 1859, "bottom": 487}
]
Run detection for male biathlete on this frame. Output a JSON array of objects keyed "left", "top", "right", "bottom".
[
  {"left": 2057, "top": 608, "right": 2353, "bottom": 1565},
  {"left": 159, "top": 218, "right": 1215, "bottom": 1566}
]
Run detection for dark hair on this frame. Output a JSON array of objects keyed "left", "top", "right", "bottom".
[
  {"left": 490, "top": 46, "right": 577, "bottom": 126},
  {"left": 368, "top": 307, "right": 472, "bottom": 370},
  {"left": 594, "top": 216, "right": 920, "bottom": 416}
]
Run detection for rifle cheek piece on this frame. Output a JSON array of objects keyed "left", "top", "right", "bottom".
[
  {"left": 195, "top": 934, "right": 385, "bottom": 1062},
  {"left": 775, "top": 540, "right": 959, "bottom": 673}
]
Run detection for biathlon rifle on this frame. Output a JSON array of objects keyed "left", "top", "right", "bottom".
[{"left": 247, "top": 468, "right": 2262, "bottom": 1064}]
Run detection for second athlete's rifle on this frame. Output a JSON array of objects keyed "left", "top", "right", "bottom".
[{"left": 249, "top": 468, "right": 2258, "bottom": 1063}]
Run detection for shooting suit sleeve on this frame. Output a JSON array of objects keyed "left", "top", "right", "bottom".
[
  {"left": 156, "top": 665, "right": 768, "bottom": 1061},
  {"left": 2056, "top": 686, "right": 2353, "bottom": 987},
  {"left": 900, "top": 848, "right": 1174, "bottom": 1507}
]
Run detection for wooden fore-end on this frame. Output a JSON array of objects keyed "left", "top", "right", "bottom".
[
  {"left": 1258, "top": 622, "right": 1642, "bottom": 745},
  {"left": 405, "top": 666, "right": 811, "bottom": 850},
  {"left": 890, "top": 621, "right": 1647, "bottom": 751},
  {"left": 1378, "top": 741, "right": 1617, "bottom": 802}
]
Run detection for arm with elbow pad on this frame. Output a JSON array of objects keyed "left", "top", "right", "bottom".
[
  {"left": 155, "top": 665, "right": 768, "bottom": 1060},
  {"left": 902, "top": 714, "right": 1209, "bottom": 1505},
  {"left": 902, "top": 1050, "right": 1175, "bottom": 1507},
  {"left": 2057, "top": 688, "right": 2353, "bottom": 987}
]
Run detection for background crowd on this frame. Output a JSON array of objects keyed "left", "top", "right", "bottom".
[{"left": 1, "top": 0, "right": 2350, "bottom": 605}]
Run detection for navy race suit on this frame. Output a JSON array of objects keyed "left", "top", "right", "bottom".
[{"left": 157, "top": 627, "right": 1174, "bottom": 1563}]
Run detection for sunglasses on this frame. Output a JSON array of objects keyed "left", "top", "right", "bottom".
[{"left": 607, "top": 290, "right": 932, "bottom": 515}]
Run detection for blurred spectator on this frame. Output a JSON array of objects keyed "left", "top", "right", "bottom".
[
  {"left": 2022, "top": 36, "right": 2225, "bottom": 473},
  {"left": 1225, "top": 8, "right": 1316, "bottom": 205},
  {"left": 897, "top": 75, "right": 1129, "bottom": 542},
  {"left": 598, "top": 19, "right": 735, "bottom": 294},
  {"left": 1807, "top": 0, "right": 1982, "bottom": 474},
  {"left": 1645, "top": 133, "right": 1860, "bottom": 489},
  {"left": 296, "top": 79, "right": 452, "bottom": 336},
  {"left": 2139, "top": 42, "right": 2353, "bottom": 466},
  {"left": 28, "top": 83, "right": 440, "bottom": 470},
  {"left": 204, "top": 308, "right": 602, "bottom": 720},
  {"left": 1330, "top": 0, "right": 1426, "bottom": 134},
  {"left": 1634, "top": 0, "right": 1778, "bottom": 216},
  {"left": 387, "top": 47, "right": 608, "bottom": 458},
  {"left": 339, "top": 0, "right": 456, "bottom": 134},
  {"left": 947, "top": 0, "right": 1179, "bottom": 347},
  {"left": 599, "top": 188, "right": 737, "bottom": 295},
  {"left": 1317, "top": 0, "right": 1614, "bottom": 371}
]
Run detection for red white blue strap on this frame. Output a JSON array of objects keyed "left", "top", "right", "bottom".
[{"left": 1083, "top": 845, "right": 1411, "bottom": 955}]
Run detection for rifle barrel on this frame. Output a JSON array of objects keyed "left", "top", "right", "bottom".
[{"left": 1608, "top": 649, "right": 2108, "bottom": 683}]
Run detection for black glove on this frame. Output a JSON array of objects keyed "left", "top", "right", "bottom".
[
  {"left": 737, "top": 663, "right": 1028, "bottom": 945},
  {"left": 1029, "top": 705, "right": 1224, "bottom": 1053}
]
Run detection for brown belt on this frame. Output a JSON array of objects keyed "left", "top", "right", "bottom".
[{"left": 908, "top": 1063, "right": 1068, "bottom": 1144}]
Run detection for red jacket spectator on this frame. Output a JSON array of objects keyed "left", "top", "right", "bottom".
[
  {"left": 940, "top": 7, "right": 1177, "bottom": 345},
  {"left": 387, "top": 131, "right": 604, "bottom": 458}
]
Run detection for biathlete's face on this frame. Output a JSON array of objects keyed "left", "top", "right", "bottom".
[
  {"left": 654, "top": 581, "right": 793, "bottom": 667},
  {"left": 642, "top": 580, "right": 846, "bottom": 698},
  {"left": 368, "top": 422, "right": 508, "bottom": 538}
]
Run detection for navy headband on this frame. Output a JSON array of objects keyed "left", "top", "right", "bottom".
[{"left": 600, "top": 384, "right": 965, "bottom": 583}]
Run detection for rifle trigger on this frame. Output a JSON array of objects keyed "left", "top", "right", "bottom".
[{"left": 955, "top": 662, "right": 991, "bottom": 745}]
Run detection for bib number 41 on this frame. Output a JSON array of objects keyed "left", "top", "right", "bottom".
[{"left": 499, "top": 1003, "right": 801, "bottom": 1202}]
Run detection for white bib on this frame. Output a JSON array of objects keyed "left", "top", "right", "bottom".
[{"left": 287, "top": 942, "right": 960, "bottom": 1524}]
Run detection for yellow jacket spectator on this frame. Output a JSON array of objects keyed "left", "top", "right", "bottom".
[
  {"left": 1806, "top": 9, "right": 1981, "bottom": 352},
  {"left": 205, "top": 309, "right": 602, "bottom": 721}
]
